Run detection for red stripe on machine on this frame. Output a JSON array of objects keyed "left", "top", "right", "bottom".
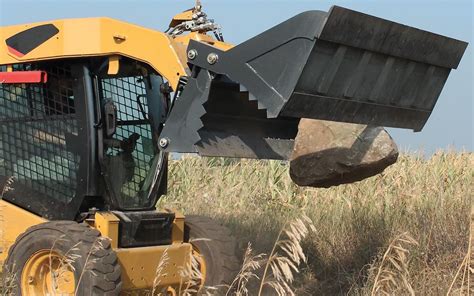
[
  {"left": 0, "top": 71, "right": 48, "bottom": 84},
  {"left": 7, "top": 46, "right": 25, "bottom": 58}
]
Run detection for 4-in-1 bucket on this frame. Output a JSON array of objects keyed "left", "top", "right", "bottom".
[{"left": 161, "top": 6, "right": 468, "bottom": 158}]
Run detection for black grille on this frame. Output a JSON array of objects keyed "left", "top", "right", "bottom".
[
  {"left": 0, "top": 64, "right": 80, "bottom": 204},
  {"left": 116, "top": 211, "right": 175, "bottom": 248},
  {"left": 100, "top": 77, "right": 154, "bottom": 208}
]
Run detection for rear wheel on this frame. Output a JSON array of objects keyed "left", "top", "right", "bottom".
[
  {"left": 184, "top": 215, "right": 239, "bottom": 294},
  {"left": 4, "top": 221, "right": 122, "bottom": 295}
]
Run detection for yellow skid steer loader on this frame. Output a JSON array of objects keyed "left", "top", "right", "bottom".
[{"left": 0, "top": 2, "right": 468, "bottom": 295}]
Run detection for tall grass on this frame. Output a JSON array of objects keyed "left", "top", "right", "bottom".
[{"left": 159, "top": 152, "right": 473, "bottom": 295}]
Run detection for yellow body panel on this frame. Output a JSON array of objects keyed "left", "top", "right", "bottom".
[
  {"left": 93, "top": 210, "right": 190, "bottom": 292},
  {"left": 108, "top": 55, "right": 121, "bottom": 75},
  {"left": 116, "top": 243, "right": 193, "bottom": 291},
  {"left": 95, "top": 212, "right": 120, "bottom": 249},
  {"left": 169, "top": 9, "right": 195, "bottom": 27},
  {"left": 0, "top": 18, "right": 187, "bottom": 88},
  {"left": 0, "top": 201, "right": 194, "bottom": 292},
  {"left": 174, "top": 32, "right": 233, "bottom": 51},
  {"left": 0, "top": 200, "right": 46, "bottom": 269},
  {"left": 171, "top": 210, "right": 186, "bottom": 244}
]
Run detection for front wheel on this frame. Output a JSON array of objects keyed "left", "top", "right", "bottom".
[
  {"left": 4, "top": 221, "right": 122, "bottom": 295},
  {"left": 184, "top": 215, "right": 239, "bottom": 294}
]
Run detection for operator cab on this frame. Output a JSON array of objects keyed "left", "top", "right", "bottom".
[{"left": 0, "top": 58, "right": 171, "bottom": 221}]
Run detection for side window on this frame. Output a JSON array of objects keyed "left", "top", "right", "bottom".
[
  {"left": 100, "top": 76, "right": 155, "bottom": 208},
  {"left": 0, "top": 64, "right": 80, "bottom": 204}
]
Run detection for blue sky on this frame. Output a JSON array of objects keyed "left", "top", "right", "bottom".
[{"left": 1, "top": 0, "right": 472, "bottom": 153}]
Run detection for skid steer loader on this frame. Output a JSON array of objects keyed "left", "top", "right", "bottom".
[{"left": 0, "top": 2, "right": 468, "bottom": 295}]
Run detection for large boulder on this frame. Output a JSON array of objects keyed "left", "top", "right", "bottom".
[{"left": 290, "top": 119, "right": 399, "bottom": 188}]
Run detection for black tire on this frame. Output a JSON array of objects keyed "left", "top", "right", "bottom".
[
  {"left": 4, "top": 221, "right": 122, "bottom": 295},
  {"left": 184, "top": 215, "right": 239, "bottom": 295}
]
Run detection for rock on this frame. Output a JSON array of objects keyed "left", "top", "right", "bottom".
[{"left": 290, "top": 119, "right": 399, "bottom": 188}]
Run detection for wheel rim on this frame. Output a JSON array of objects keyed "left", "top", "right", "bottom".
[
  {"left": 191, "top": 244, "right": 207, "bottom": 289},
  {"left": 21, "top": 250, "right": 76, "bottom": 295}
]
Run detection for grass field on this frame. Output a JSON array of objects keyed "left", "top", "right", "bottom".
[{"left": 159, "top": 152, "right": 473, "bottom": 295}]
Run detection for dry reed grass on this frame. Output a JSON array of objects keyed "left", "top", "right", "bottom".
[
  {"left": 160, "top": 151, "right": 473, "bottom": 295},
  {"left": 370, "top": 232, "right": 418, "bottom": 295},
  {"left": 227, "top": 243, "right": 265, "bottom": 296},
  {"left": 257, "top": 215, "right": 315, "bottom": 296}
]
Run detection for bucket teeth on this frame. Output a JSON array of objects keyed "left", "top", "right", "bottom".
[
  {"left": 190, "top": 105, "right": 206, "bottom": 145},
  {"left": 160, "top": 71, "right": 212, "bottom": 152}
]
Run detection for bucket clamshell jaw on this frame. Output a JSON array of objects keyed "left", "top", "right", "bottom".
[{"left": 160, "top": 6, "right": 468, "bottom": 160}]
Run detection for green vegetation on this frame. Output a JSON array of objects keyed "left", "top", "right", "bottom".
[{"left": 160, "top": 152, "right": 473, "bottom": 295}]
